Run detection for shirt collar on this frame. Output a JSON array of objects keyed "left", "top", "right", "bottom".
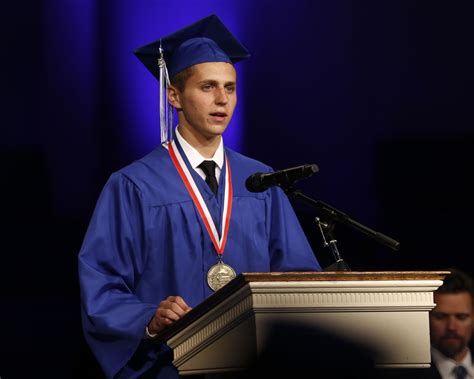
[
  {"left": 175, "top": 127, "right": 224, "bottom": 170},
  {"left": 431, "top": 346, "right": 474, "bottom": 378}
]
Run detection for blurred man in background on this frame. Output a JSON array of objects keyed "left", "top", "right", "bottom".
[{"left": 429, "top": 269, "right": 474, "bottom": 378}]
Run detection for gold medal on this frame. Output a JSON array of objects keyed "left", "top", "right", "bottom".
[{"left": 207, "top": 260, "right": 236, "bottom": 291}]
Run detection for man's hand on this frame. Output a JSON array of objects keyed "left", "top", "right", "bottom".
[{"left": 148, "top": 296, "right": 192, "bottom": 334}]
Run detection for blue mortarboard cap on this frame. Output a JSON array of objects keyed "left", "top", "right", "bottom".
[{"left": 134, "top": 14, "right": 250, "bottom": 79}]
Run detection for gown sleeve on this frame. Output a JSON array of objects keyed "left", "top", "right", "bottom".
[
  {"left": 78, "top": 172, "right": 157, "bottom": 378},
  {"left": 267, "top": 186, "right": 322, "bottom": 272}
]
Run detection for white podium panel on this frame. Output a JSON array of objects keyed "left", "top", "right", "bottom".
[{"left": 155, "top": 272, "right": 447, "bottom": 375}]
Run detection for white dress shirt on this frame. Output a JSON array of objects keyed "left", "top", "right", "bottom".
[
  {"left": 175, "top": 127, "right": 224, "bottom": 182},
  {"left": 432, "top": 347, "right": 474, "bottom": 379}
]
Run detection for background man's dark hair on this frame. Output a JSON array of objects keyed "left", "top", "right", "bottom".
[{"left": 437, "top": 268, "right": 474, "bottom": 299}]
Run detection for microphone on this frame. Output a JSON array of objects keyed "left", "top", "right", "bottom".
[{"left": 246, "top": 164, "right": 319, "bottom": 193}]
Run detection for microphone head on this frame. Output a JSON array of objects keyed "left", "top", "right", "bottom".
[
  {"left": 245, "top": 163, "right": 319, "bottom": 193},
  {"left": 245, "top": 173, "right": 265, "bottom": 193}
]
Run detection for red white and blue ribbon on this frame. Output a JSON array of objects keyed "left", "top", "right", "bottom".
[{"left": 168, "top": 140, "right": 232, "bottom": 256}]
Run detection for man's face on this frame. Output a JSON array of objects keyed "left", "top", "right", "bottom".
[
  {"left": 430, "top": 291, "right": 473, "bottom": 361},
  {"left": 170, "top": 61, "right": 237, "bottom": 140}
]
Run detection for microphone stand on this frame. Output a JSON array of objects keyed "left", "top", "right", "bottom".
[
  {"left": 314, "top": 217, "right": 351, "bottom": 271},
  {"left": 283, "top": 187, "right": 400, "bottom": 271}
]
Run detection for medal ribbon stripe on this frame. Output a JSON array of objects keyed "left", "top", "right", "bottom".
[
  {"left": 168, "top": 142, "right": 220, "bottom": 251},
  {"left": 220, "top": 159, "right": 232, "bottom": 253},
  {"left": 168, "top": 140, "right": 232, "bottom": 255}
]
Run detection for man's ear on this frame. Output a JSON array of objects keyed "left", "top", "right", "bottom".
[{"left": 168, "top": 86, "right": 182, "bottom": 110}]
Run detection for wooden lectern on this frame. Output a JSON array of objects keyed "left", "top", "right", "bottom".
[{"left": 155, "top": 271, "right": 448, "bottom": 376}]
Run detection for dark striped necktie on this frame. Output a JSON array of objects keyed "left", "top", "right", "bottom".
[
  {"left": 198, "top": 160, "right": 218, "bottom": 195},
  {"left": 453, "top": 365, "right": 467, "bottom": 379}
]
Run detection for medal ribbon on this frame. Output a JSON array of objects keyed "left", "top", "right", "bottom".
[{"left": 168, "top": 140, "right": 232, "bottom": 256}]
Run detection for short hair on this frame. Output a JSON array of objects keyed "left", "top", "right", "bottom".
[
  {"left": 437, "top": 268, "right": 474, "bottom": 299},
  {"left": 170, "top": 66, "right": 195, "bottom": 92}
]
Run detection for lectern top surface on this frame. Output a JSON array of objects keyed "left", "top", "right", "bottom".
[{"left": 152, "top": 271, "right": 448, "bottom": 343}]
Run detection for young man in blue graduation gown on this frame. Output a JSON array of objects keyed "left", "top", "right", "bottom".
[{"left": 78, "top": 15, "right": 321, "bottom": 379}]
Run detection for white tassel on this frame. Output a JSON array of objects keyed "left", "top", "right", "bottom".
[{"left": 158, "top": 44, "right": 173, "bottom": 146}]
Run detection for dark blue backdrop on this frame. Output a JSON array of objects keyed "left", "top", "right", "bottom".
[{"left": 1, "top": 1, "right": 473, "bottom": 377}]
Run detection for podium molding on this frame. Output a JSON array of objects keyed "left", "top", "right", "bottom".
[{"left": 154, "top": 271, "right": 448, "bottom": 375}]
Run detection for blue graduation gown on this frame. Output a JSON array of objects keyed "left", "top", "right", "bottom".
[{"left": 78, "top": 143, "right": 321, "bottom": 378}]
